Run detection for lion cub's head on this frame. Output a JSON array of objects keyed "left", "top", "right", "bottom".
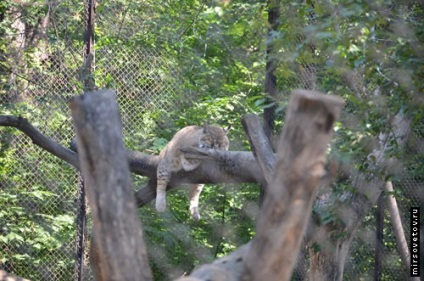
[{"left": 198, "top": 124, "right": 231, "bottom": 150}]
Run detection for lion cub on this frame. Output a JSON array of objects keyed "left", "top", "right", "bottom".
[{"left": 156, "top": 124, "right": 230, "bottom": 220}]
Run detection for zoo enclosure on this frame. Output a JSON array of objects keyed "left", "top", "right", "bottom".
[{"left": 0, "top": 1, "right": 423, "bottom": 280}]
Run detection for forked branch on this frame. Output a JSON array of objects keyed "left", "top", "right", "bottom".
[{"left": 177, "top": 90, "right": 344, "bottom": 281}]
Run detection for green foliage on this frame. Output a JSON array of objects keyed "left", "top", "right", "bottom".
[
  {"left": 139, "top": 183, "right": 258, "bottom": 280},
  {"left": 1, "top": 101, "right": 76, "bottom": 279},
  {"left": 1, "top": 0, "right": 424, "bottom": 280},
  {"left": 0, "top": 147, "right": 76, "bottom": 280}
]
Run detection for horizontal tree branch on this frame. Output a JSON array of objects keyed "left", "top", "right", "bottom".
[
  {"left": 0, "top": 115, "right": 80, "bottom": 169},
  {"left": 0, "top": 115, "right": 265, "bottom": 208},
  {"left": 176, "top": 242, "right": 251, "bottom": 281}
]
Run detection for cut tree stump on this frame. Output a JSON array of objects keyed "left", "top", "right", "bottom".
[
  {"left": 70, "top": 90, "right": 152, "bottom": 281},
  {"left": 177, "top": 90, "right": 344, "bottom": 281},
  {"left": 242, "top": 90, "right": 344, "bottom": 281}
]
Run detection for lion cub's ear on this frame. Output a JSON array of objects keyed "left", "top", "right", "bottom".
[{"left": 223, "top": 125, "right": 231, "bottom": 134}]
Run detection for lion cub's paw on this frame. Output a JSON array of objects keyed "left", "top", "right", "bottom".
[
  {"left": 156, "top": 196, "right": 166, "bottom": 212},
  {"left": 190, "top": 206, "right": 201, "bottom": 221}
]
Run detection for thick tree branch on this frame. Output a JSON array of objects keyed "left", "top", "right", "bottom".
[
  {"left": 263, "top": 0, "right": 280, "bottom": 145},
  {"left": 0, "top": 115, "right": 265, "bottom": 208},
  {"left": 0, "top": 115, "right": 80, "bottom": 169},
  {"left": 2, "top": 89, "right": 344, "bottom": 280},
  {"left": 176, "top": 242, "right": 251, "bottom": 281},
  {"left": 241, "top": 114, "right": 276, "bottom": 184},
  {"left": 134, "top": 149, "right": 265, "bottom": 207},
  {"left": 178, "top": 90, "right": 344, "bottom": 281},
  {"left": 243, "top": 90, "right": 343, "bottom": 281},
  {"left": 70, "top": 89, "right": 152, "bottom": 281},
  {"left": 308, "top": 107, "right": 413, "bottom": 281},
  {"left": 386, "top": 181, "right": 409, "bottom": 267},
  {"left": 385, "top": 181, "right": 420, "bottom": 281}
]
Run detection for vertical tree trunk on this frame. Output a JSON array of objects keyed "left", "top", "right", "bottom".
[
  {"left": 386, "top": 181, "right": 421, "bottom": 281},
  {"left": 83, "top": 0, "right": 95, "bottom": 90},
  {"left": 374, "top": 192, "right": 384, "bottom": 281},
  {"left": 3, "top": 4, "right": 51, "bottom": 102},
  {"left": 70, "top": 90, "right": 152, "bottom": 281},
  {"left": 74, "top": 175, "right": 86, "bottom": 281},
  {"left": 176, "top": 90, "right": 344, "bottom": 281},
  {"left": 263, "top": 0, "right": 280, "bottom": 148},
  {"left": 309, "top": 227, "right": 354, "bottom": 281},
  {"left": 243, "top": 90, "right": 344, "bottom": 281},
  {"left": 74, "top": 2, "right": 96, "bottom": 279},
  {"left": 5, "top": 8, "right": 26, "bottom": 102}
]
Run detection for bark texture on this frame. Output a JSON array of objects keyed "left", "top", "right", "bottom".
[
  {"left": 242, "top": 113, "right": 276, "bottom": 202},
  {"left": 386, "top": 181, "right": 420, "bottom": 281},
  {"left": 242, "top": 114, "right": 276, "bottom": 185},
  {"left": 70, "top": 90, "right": 152, "bottom": 281},
  {"left": 263, "top": 0, "right": 280, "bottom": 146},
  {"left": 242, "top": 90, "right": 343, "bottom": 281},
  {"left": 177, "top": 90, "right": 343, "bottom": 281},
  {"left": 1, "top": 89, "right": 345, "bottom": 281},
  {"left": 374, "top": 192, "right": 384, "bottom": 281},
  {"left": 0, "top": 116, "right": 265, "bottom": 208}
]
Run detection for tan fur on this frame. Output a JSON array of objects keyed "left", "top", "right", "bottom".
[{"left": 156, "top": 124, "right": 230, "bottom": 220}]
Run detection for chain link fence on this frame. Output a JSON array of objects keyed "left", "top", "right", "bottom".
[
  {"left": 0, "top": 0, "right": 183, "bottom": 279},
  {"left": 1, "top": 1, "right": 423, "bottom": 281}
]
